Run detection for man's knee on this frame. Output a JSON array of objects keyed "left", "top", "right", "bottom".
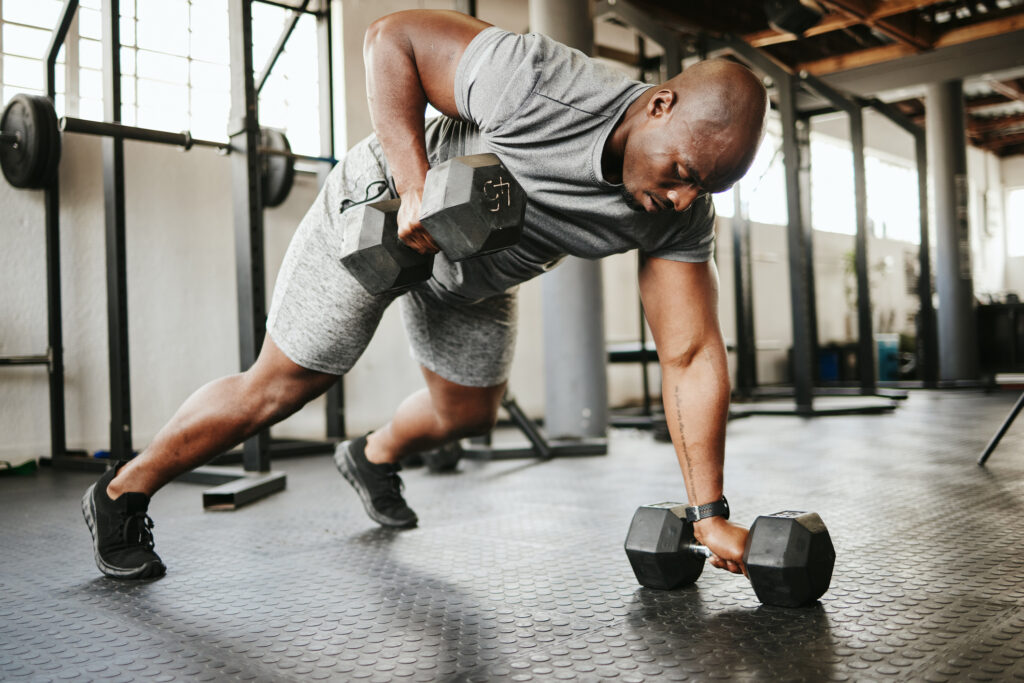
[
  {"left": 243, "top": 337, "right": 340, "bottom": 426},
  {"left": 436, "top": 396, "right": 500, "bottom": 438}
]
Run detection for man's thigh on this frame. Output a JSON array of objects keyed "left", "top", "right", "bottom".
[
  {"left": 267, "top": 135, "right": 398, "bottom": 375},
  {"left": 400, "top": 286, "right": 518, "bottom": 388}
]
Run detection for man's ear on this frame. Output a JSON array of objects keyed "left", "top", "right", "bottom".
[{"left": 647, "top": 89, "right": 677, "bottom": 118}]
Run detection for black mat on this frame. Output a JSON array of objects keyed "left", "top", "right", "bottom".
[{"left": 2, "top": 389, "right": 1022, "bottom": 682}]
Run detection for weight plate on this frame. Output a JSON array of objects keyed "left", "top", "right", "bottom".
[
  {"left": 260, "top": 127, "right": 295, "bottom": 208},
  {"left": 1, "top": 94, "right": 59, "bottom": 189}
]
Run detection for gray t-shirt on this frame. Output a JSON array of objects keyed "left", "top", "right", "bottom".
[{"left": 422, "top": 26, "right": 716, "bottom": 302}]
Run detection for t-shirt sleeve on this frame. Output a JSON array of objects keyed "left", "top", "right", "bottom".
[
  {"left": 642, "top": 194, "right": 717, "bottom": 263},
  {"left": 454, "top": 27, "right": 541, "bottom": 134}
]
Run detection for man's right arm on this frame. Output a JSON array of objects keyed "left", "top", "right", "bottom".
[{"left": 363, "top": 10, "right": 491, "bottom": 254}]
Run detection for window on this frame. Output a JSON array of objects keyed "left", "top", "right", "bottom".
[
  {"left": 2, "top": 0, "right": 323, "bottom": 156},
  {"left": 866, "top": 156, "right": 919, "bottom": 244},
  {"left": 1, "top": 0, "right": 67, "bottom": 112},
  {"left": 1008, "top": 188, "right": 1024, "bottom": 258},
  {"left": 809, "top": 132, "right": 921, "bottom": 243},
  {"left": 746, "top": 132, "right": 787, "bottom": 226}
]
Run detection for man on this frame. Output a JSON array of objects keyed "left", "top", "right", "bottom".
[{"left": 82, "top": 10, "right": 767, "bottom": 581}]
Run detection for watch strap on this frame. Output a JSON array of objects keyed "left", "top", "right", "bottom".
[{"left": 685, "top": 496, "right": 730, "bottom": 522}]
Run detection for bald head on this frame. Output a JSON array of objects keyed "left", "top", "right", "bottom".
[
  {"left": 664, "top": 60, "right": 768, "bottom": 183},
  {"left": 608, "top": 58, "right": 769, "bottom": 213}
]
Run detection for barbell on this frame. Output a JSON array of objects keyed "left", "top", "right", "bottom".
[{"left": 0, "top": 93, "right": 327, "bottom": 206}]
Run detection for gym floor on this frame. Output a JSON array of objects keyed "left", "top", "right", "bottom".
[{"left": 2, "top": 389, "right": 1022, "bottom": 682}]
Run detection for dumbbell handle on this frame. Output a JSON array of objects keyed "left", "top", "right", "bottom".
[
  {"left": 1, "top": 131, "right": 20, "bottom": 146},
  {"left": 681, "top": 542, "right": 714, "bottom": 559}
]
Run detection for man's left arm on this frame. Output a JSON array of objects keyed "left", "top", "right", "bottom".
[{"left": 637, "top": 254, "right": 748, "bottom": 574}]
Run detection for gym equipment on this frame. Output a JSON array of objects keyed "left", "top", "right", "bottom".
[
  {"left": 340, "top": 153, "right": 526, "bottom": 295},
  {"left": 978, "top": 390, "right": 1023, "bottom": 466},
  {"left": 340, "top": 199, "right": 436, "bottom": 295},
  {"left": 419, "top": 153, "right": 526, "bottom": 261},
  {"left": 422, "top": 441, "right": 464, "bottom": 473},
  {"left": 0, "top": 94, "right": 62, "bottom": 189},
  {"left": 2, "top": 96, "right": 315, "bottom": 206},
  {"left": 624, "top": 503, "right": 835, "bottom": 607},
  {"left": 260, "top": 127, "right": 296, "bottom": 208}
]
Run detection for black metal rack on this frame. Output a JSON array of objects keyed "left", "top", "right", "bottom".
[{"left": 7, "top": 0, "right": 343, "bottom": 508}]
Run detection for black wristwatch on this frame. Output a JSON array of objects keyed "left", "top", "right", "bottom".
[{"left": 685, "top": 496, "right": 730, "bottom": 523}]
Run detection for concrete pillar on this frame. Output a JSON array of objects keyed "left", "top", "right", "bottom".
[
  {"left": 531, "top": 0, "right": 608, "bottom": 439},
  {"left": 926, "top": 81, "right": 977, "bottom": 380}
]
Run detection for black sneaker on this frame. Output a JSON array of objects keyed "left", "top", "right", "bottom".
[
  {"left": 335, "top": 435, "right": 418, "bottom": 528},
  {"left": 81, "top": 463, "right": 166, "bottom": 579}
]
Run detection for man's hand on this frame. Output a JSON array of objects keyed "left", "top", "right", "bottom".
[
  {"left": 694, "top": 516, "right": 748, "bottom": 575},
  {"left": 396, "top": 187, "right": 439, "bottom": 255}
]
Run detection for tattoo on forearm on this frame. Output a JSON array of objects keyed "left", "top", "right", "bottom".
[{"left": 674, "top": 385, "right": 695, "bottom": 484}]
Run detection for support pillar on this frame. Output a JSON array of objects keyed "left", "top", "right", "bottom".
[
  {"left": 532, "top": 0, "right": 607, "bottom": 440},
  {"left": 925, "top": 81, "right": 977, "bottom": 381}
]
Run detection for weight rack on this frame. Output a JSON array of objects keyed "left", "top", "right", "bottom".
[{"left": 1, "top": 0, "right": 343, "bottom": 509}]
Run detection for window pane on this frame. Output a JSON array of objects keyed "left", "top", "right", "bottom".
[
  {"left": 810, "top": 134, "right": 855, "bottom": 235},
  {"left": 3, "top": 23, "right": 51, "bottom": 59},
  {"left": 79, "top": 97, "right": 103, "bottom": 121},
  {"left": 136, "top": 0, "right": 188, "bottom": 55},
  {"left": 2, "top": 0, "right": 64, "bottom": 29},
  {"left": 121, "top": 46, "right": 137, "bottom": 76},
  {"left": 746, "top": 133, "right": 787, "bottom": 226},
  {"left": 79, "top": 68, "right": 102, "bottom": 102},
  {"left": 137, "top": 50, "right": 187, "bottom": 83},
  {"left": 712, "top": 187, "right": 735, "bottom": 219},
  {"left": 190, "top": 60, "right": 228, "bottom": 91},
  {"left": 2, "top": 54, "right": 44, "bottom": 89},
  {"left": 866, "top": 156, "right": 919, "bottom": 244},
  {"left": 120, "top": 15, "right": 136, "bottom": 46},
  {"left": 79, "top": 8, "right": 102, "bottom": 40},
  {"left": 1008, "top": 189, "right": 1024, "bottom": 258},
  {"left": 79, "top": 38, "right": 102, "bottom": 70}
]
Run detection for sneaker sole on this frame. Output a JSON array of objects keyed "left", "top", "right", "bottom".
[
  {"left": 334, "top": 445, "right": 418, "bottom": 529},
  {"left": 81, "top": 483, "right": 166, "bottom": 580}
]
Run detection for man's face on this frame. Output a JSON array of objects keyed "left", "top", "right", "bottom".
[{"left": 620, "top": 95, "right": 750, "bottom": 214}]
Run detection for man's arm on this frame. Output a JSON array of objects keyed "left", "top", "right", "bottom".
[
  {"left": 363, "top": 10, "right": 491, "bottom": 254},
  {"left": 637, "top": 254, "right": 748, "bottom": 573}
]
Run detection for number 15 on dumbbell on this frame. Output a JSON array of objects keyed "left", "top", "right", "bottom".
[
  {"left": 341, "top": 153, "right": 527, "bottom": 295},
  {"left": 624, "top": 503, "right": 836, "bottom": 607}
]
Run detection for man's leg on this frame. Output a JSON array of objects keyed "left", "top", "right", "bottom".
[
  {"left": 336, "top": 366, "right": 505, "bottom": 528},
  {"left": 83, "top": 334, "right": 339, "bottom": 579},
  {"left": 107, "top": 335, "right": 339, "bottom": 498},
  {"left": 366, "top": 366, "right": 505, "bottom": 465}
]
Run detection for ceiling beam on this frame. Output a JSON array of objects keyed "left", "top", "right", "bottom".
[
  {"left": 968, "top": 111, "right": 1024, "bottom": 134},
  {"left": 744, "top": 0, "right": 946, "bottom": 47},
  {"left": 818, "top": 0, "right": 933, "bottom": 51},
  {"left": 799, "top": 13, "right": 1024, "bottom": 75}
]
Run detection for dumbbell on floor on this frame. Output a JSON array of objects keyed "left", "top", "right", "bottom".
[
  {"left": 340, "top": 153, "right": 526, "bottom": 295},
  {"left": 624, "top": 503, "right": 835, "bottom": 607}
]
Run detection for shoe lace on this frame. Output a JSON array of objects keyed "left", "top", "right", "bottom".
[
  {"left": 370, "top": 464, "right": 407, "bottom": 509},
  {"left": 122, "top": 511, "right": 156, "bottom": 550}
]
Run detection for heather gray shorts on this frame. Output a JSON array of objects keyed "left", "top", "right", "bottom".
[{"left": 266, "top": 135, "right": 518, "bottom": 388}]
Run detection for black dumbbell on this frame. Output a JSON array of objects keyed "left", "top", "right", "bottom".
[
  {"left": 340, "top": 153, "right": 526, "bottom": 295},
  {"left": 624, "top": 503, "right": 835, "bottom": 607}
]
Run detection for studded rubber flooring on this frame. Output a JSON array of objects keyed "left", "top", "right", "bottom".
[{"left": 2, "top": 389, "right": 1023, "bottom": 682}]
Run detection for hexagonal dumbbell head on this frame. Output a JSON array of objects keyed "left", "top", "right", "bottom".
[
  {"left": 624, "top": 502, "right": 706, "bottom": 590},
  {"left": 339, "top": 199, "right": 434, "bottom": 295},
  {"left": 419, "top": 153, "right": 526, "bottom": 261},
  {"left": 742, "top": 511, "right": 835, "bottom": 607}
]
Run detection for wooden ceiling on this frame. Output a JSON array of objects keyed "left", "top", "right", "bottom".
[{"left": 613, "top": 0, "right": 1024, "bottom": 157}]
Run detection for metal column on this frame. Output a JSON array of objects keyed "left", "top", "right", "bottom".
[
  {"left": 925, "top": 81, "right": 977, "bottom": 381},
  {"left": 779, "top": 73, "right": 815, "bottom": 412},
  {"left": 318, "top": 2, "right": 345, "bottom": 439},
  {"left": 863, "top": 97, "right": 937, "bottom": 387},
  {"left": 101, "top": 0, "right": 133, "bottom": 460},
  {"left": 532, "top": 0, "right": 608, "bottom": 440},
  {"left": 43, "top": 0, "right": 78, "bottom": 460},
  {"left": 800, "top": 73, "right": 875, "bottom": 393},
  {"left": 228, "top": 0, "right": 270, "bottom": 470},
  {"left": 732, "top": 187, "right": 757, "bottom": 399}
]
